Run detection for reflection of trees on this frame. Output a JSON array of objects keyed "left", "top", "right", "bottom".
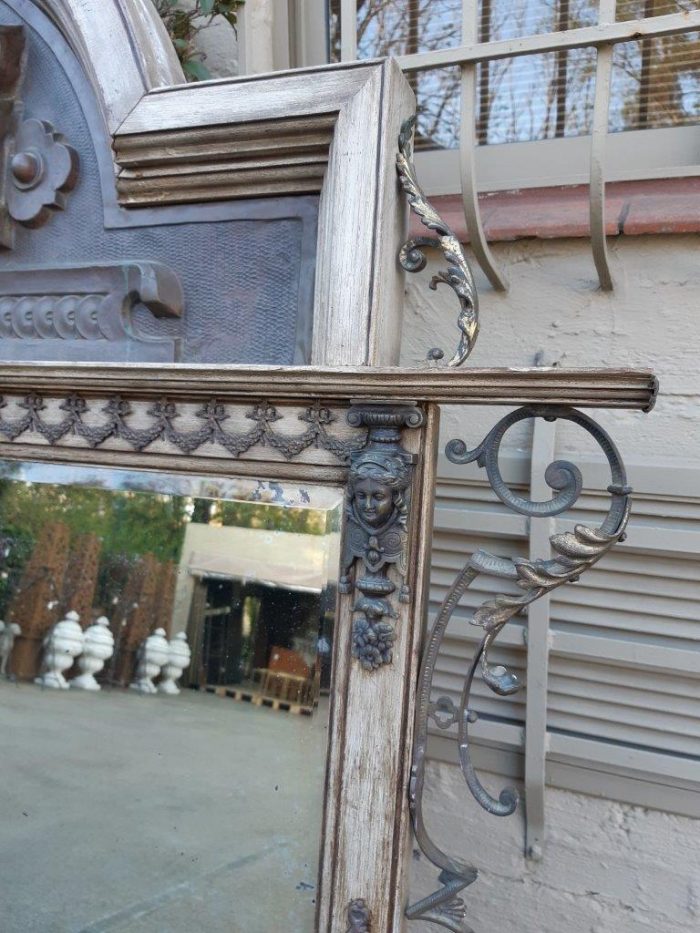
[
  {"left": 612, "top": 1, "right": 699, "bottom": 132},
  {"left": 330, "top": 0, "right": 699, "bottom": 147},
  {"left": 199, "top": 499, "right": 331, "bottom": 536},
  {"left": 0, "top": 482, "right": 189, "bottom": 618},
  {"left": 0, "top": 479, "right": 335, "bottom": 623}
]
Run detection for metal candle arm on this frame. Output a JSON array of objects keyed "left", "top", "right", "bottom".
[{"left": 406, "top": 405, "right": 631, "bottom": 932}]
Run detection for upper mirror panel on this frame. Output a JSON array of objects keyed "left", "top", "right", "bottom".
[{"left": 0, "top": 460, "right": 342, "bottom": 932}]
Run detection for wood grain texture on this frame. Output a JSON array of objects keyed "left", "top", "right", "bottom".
[
  {"left": 115, "top": 115, "right": 334, "bottom": 206},
  {"left": 112, "top": 60, "right": 415, "bottom": 367},
  {"left": 311, "top": 60, "right": 415, "bottom": 366},
  {"left": 0, "top": 363, "right": 659, "bottom": 410},
  {"left": 0, "top": 441, "right": 349, "bottom": 487},
  {"left": 366, "top": 60, "right": 415, "bottom": 367},
  {"left": 391, "top": 403, "right": 440, "bottom": 931},
  {"left": 116, "top": 64, "right": 373, "bottom": 135},
  {"left": 33, "top": 0, "right": 183, "bottom": 132},
  {"left": 322, "top": 405, "right": 437, "bottom": 931}
]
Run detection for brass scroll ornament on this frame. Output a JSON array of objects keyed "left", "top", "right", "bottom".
[{"left": 396, "top": 116, "right": 479, "bottom": 367}]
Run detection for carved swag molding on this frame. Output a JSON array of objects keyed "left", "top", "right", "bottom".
[{"left": 0, "top": 393, "right": 369, "bottom": 463}]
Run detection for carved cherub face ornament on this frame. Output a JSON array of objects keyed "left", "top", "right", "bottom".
[
  {"left": 348, "top": 451, "right": 410, "bottom": 531},
  {"left": 353, "top": 476, "right": 393, "bottom": 528}
]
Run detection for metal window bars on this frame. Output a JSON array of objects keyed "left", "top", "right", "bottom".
[{"left": 336, "top": 0, "right": 700, "bottom": 291}]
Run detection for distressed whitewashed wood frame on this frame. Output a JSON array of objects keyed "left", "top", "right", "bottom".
[
  {"left": 26, "top": 0, "right": 415, "bottom": 367},
  {"left": 0, "top": 360, "right": 657, "bottom": 931},
  {"left": 0, "top": 361, "right": 437, "bottom": 933}
]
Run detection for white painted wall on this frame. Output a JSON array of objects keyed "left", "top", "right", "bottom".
[
  {"left": 400, "top": 234, "right": 699, "bottom": 461},
  {"left": 409, "top": 761, "right": 700, "bottom": 933},
  {"left": 187, "top": 0, "right": 281, "bottom": 78},
  {"left": 401, "top": 234, "right": 700, "bottom": 932}
]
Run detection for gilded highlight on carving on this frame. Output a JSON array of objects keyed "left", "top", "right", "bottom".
[{"left": 396, "top": 116, "right": 479, "bottom": 367}]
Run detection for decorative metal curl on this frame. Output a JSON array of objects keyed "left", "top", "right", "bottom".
[
  {"left": 407, "top": 406, "right": 631, "bottom": 931},
  {"left": 396, "top": 117, "right": 480, "bottom": 367}
]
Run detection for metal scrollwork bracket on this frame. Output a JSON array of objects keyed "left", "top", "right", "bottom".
[
  {"left": 396, "top": 116, "right": 479, "bottom": 367},
  {"left": 407, "top": 405, "right": 631, "bottom": 931},
  {"left": 338, "top": 403, "right": 424, "bottom": 671}
]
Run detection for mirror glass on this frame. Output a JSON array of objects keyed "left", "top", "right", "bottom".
[{"left": 0, "top": 460, "right": 342, "bottom": 933}]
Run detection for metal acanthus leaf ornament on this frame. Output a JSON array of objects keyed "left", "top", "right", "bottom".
[
  {"left": 396, "top": 116, "right": 479, "bottom": 367},
  {"left": 407, "top": 406, "right": 632, "bottom": 931}
]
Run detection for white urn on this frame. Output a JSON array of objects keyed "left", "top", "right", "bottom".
[
  {"left": 158, "top": 632, "right": 191, "bottom": 695},
  {"left": 0, "top": 620, "right": 22, "bottom": 677},
  {"left": 70, "top": 617, "right": 114, "bottom": 691},
  {"left": 130, "top": 627, "right": 170, "bottom": 694},
  {"left": 36, "top": 611, "right": 84, "bottom": 689}
]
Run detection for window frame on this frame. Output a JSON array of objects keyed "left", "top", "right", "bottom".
[{"left": 289, "top": 1, "right": 700, "bottom": 290}]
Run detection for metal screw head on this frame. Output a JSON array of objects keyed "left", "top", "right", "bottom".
[{"left": 427, "top": 347, "right": 445, "bottom": 361}]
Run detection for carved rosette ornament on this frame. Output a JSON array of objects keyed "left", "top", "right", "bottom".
[
  {"left": 7, "top": 118, "right": 79, "bottom": 228},
  {"left": 0, "top": 27, "right": 79, "bottom": 243},
  {"left": 338, "top": 405, "right": 423, "bottom": 671}
]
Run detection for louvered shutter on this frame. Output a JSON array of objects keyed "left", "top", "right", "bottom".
[{"left": 427, "top": 439, "right": 700, "bottom": 817}]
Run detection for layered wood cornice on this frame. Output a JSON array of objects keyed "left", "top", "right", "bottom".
[
  {"left": 0, "top": 363, "right": 658, "bottom": 410},
  {"left": 112, "top": 63, "right": 397, "bottom": 208},
  {"left": 115, "top": 114, "right": 335, "bottom": 205},
  {"left": 110, "top": 59, "right": 415, "bottom": 368}
]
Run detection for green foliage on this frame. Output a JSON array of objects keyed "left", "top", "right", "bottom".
[
  {"left": 0, "top": 482, "right": 189, "bottom": 562},
  {"left": 216, "top": 500, "right": 330, "bottom": 536},
  {"left": 154, "top": 0, "right": 245, "bottom": 82},
  {"left": 0, "top": 481, "right": 190, "bottom": 616},
  {"left": 0, "top": 473, "right": 335, "bottom": 618}
]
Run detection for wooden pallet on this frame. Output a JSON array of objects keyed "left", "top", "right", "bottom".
[{"left": 204, "top": 684, "right": 314, "bottom": 717}]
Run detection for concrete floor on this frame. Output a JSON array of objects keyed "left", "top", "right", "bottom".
[{"left": 0, "top": 681, "right": 329, "bottom": 932}]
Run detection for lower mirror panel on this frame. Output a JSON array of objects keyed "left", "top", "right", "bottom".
[{"left": 0, "top": 461, "right": 342, "bottom": 932}]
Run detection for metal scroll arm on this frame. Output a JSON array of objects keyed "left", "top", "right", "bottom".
[
  {"left": 406, "top": 406, "right": 631, "bottom": 931},
  {"left": 396, "top": 116, "right": 480, "bottom": 367}
]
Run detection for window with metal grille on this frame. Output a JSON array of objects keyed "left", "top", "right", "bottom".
[
  {"left": 328, "top": 1, "right": 699, "bottom": 147},
  {"left": 323, "top": 0, "right": 700, "bottom": 295}
]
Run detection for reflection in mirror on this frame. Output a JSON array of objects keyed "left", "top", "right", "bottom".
[{"left": 0, "top": 460, "right": 342, "bottom": 932}]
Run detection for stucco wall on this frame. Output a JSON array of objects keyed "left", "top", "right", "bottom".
[
  {"left": 400, "top": 234, "right": 699, "bottom": 460},
  {"left": 409, "top": 762, "right": 700, "bottom": 933},
  {"left": 401, "top": 234, "right": 699, "bottom": 932}
]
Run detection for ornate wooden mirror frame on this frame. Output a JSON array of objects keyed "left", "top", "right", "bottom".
[
  {"left": 0, "top": 3, "right": 659, "bottom": 930},
  {"left": 0, "top": 360, "right": 656, "bottom": 931}
]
